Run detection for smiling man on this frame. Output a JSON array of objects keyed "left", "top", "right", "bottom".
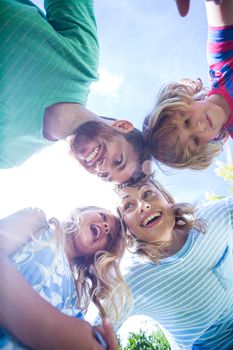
[
  {"left": 69, "top": 119, "right": 148, "bottom": 183},
  {"left": 0, "top": 0, "right": 150, "bottom": 184}
]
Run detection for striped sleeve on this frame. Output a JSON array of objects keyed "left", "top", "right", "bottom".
[
  {"left": 208, "top": 25, "right": 233, "bottom": 65},
  {"left": 227, "top": 197, "right": 233, "bottom": 232}
]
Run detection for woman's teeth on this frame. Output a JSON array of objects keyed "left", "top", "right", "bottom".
[{"left": 142, "top": 212, "right": 161, "bottom": 226}]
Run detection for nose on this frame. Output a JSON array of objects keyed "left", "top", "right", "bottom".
[
  {"left": 96, "top": 158, "right": 111, "bottom": 172},
  {"left": 196, "top": 120, "right": 206, "bottom": 132},
  {"left": 139, "top": 200, "right": 151, "bottom": 212},
  {"left": 191, "top": 119, "right": 206, "bottom": 133},
  {"left": 103, "top": 222, "right": 110, "bottom": 234}
]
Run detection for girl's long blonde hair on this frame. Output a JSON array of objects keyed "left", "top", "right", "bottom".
[
  {"left": 116, "top": 176, "right": 206, "bottom": 263},
  {"left": 48, "top": 206, "right": 130, "bottom": 325},
  {"left": 143, "top": 79, "right": 228, "bottom": 170}
]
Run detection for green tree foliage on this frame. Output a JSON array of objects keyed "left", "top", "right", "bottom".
[
  {"left": 206, "top": 162, "right": 233, "bottom": 201},
  {"left": 215, "top": 163, "right": 233, "bottom": 193},
  {"left": 118, "top": 330, "right": 170, "bottom": 350}
]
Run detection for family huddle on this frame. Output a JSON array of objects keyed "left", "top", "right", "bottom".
[{"left": 0, "top": 0, "right": 233, "bottom": 349}]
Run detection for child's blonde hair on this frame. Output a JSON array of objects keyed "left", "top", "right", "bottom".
[
  {"left": 143, "top": 79, "right": 228, "bottom": 170},
  {"left": 48, "top": 206, "right": 130, "bottom": 324},
  {"left": 116, "top": 175, "right": 206, "bottom": 263}
]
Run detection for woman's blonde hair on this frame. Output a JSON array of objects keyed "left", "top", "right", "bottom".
[
  {"left": 116, "top": 175, "right": 206, "bottom": 263},
  {"left": 48, "top": 206, "right": 130, "bottom": 324},
  {"left": 143, "top": 79, "right": 228, "bottom": 170}
]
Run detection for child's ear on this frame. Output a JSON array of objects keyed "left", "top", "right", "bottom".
[{"left": 111, "top": 120, "right": 134, "bottom": 133}]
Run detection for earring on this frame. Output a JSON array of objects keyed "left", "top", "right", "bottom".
[{"left": 142, "top": 160, "right": 155, "bottom": 176}]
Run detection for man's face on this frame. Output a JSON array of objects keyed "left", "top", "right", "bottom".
[{"left": 71, "top": 121, "right": 139, "bottom": 183}]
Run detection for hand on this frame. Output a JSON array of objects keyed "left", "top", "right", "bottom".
[
  {"left": 175, "top": 0, "right": 190, "bottom": 17},
  {"left": 207, "top": 0, "right": 223, "bottom": 4},
  {"left": 51, "top": 317, "right": 114, "bottom": 350},
  {"left": 175, "top": 0, "right": 223, "bottom": 18},
  {"left": 93, "top": 318, "right": 119, "bottom": 350}
]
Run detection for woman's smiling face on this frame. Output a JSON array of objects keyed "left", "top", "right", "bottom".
[{"left": 118, "top": 182, "right": 175, "bottom": 243}]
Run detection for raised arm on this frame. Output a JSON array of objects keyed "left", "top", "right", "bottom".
[
  {"left": 44, "top": 0, "right": 98, "bottom": 38},
  {"left": 0, "top": 253, "right": 117, "bottom": 350},
  {"left": 0, "top": 208, "right": 47, "bottom": 256},
  {"left": 206, "top": 0, "right": 233, "bottom": 27}
]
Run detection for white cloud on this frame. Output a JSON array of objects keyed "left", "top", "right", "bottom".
[{"left": 91, "top": 68, "right": 124, "bottom": 98}]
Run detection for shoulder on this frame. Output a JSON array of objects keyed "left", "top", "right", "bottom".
[
  {"left": 23, "top": 207, "right": 47, "bottom": 226},
  {"left": 196, "top": 197, "right": 233, "bottom": 225},
  {"left": 0, "top": 207, "right": 47, "bottom": 227},
  {"left": 123, "top": 254, "right": 158, "bottom": 286},
  {"left": 16, "top": 207, "right": 48, "bottom": 235}
]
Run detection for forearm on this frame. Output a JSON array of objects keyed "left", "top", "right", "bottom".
[
  {"left": 0, "top": 253, "right": 62, "bottom": 349},
  {"left": 0, "top": 254, "right": 109, "bottom": 350},
  {"left": 206, "top": 0, "right": 233, "bottom": 27}
]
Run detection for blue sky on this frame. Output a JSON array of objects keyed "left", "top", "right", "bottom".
[{"left": 0, "top": 0, "right": 232, "bottom": 220}]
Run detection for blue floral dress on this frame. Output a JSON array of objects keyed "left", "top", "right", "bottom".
[{"left": 0, "top": 229, "right": 83, "bottom": 349}]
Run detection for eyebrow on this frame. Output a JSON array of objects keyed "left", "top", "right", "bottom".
[
  {"left": 177, "top": 133, "right": 189, "bottom": 150},
  {"left": 109, "top": 156, "right": 126, "bottom": 182},
  {"left": 98, "top": 171, "right": 112, "bottom": 182},
  {"left": 121, "top": 184, "right": 147, "bottom": 200},
  {"left": 122, "top": 194, "right": 130, "bottom": 200},
  {"left": 138, "top": 184, "right": 147, "bottom": 190}
]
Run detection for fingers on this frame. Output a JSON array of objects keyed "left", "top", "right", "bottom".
[
  {"left": 93, "top": 328, "right": 108, "bottom": 349},
  {"left": 94, "top": 319, "right": 118, "bottom": 350},
  {"left": 175, "top": 0, "right": 190, "bottom": 17}
]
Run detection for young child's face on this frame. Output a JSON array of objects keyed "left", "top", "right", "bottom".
[
  {"left": 174, "top": 100, "right": 227, "bottom": 153},
  {"left": 72, "top": 209, "right": 116, "bottom": 256},
  {"left": 118, "top": 182, "right": 175, "bottom": 243}
]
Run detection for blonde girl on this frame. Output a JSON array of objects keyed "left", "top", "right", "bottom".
[{"left": 0, "top": 206, "right": 126, "bottom": 350}]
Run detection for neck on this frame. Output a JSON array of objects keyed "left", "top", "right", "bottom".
[{"left": 161, "top": 229, "right": 188, "bottom": 258}]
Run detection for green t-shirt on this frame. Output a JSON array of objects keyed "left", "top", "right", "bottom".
[{"left": 0, "top": 0, "right": 99, "bottom": 168}]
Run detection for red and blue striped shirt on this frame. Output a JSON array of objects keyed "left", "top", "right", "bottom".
[{"left": 208, "top": 25, "right": 233, "bottom": 138}]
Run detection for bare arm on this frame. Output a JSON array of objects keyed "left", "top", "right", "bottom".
[
  {"left": 43, "top": 103, "right": 99, "bottom": 140},
  {"left": 0, "top": 254, "right": 117, "bottom": 350},
  {"left": 206, "top": 0, "right": 233, "bottom": 27},
  {"left": 0, "top": 208, "right": 47, "bottom": 256}
]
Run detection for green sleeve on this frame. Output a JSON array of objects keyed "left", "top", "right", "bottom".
[
  {"left": 44, "top": 0, "right": 99, "bottom": 80},
  {"left": 44, "top": 0, "right": 98, "bottom": 41}
]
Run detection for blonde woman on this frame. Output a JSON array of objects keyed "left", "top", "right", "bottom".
[
  {"left": 0, "top": 206, "right": 126, "bottom": 350},
  {"left": 116, "top": 175, "right": 233, "bottom": 349}
]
